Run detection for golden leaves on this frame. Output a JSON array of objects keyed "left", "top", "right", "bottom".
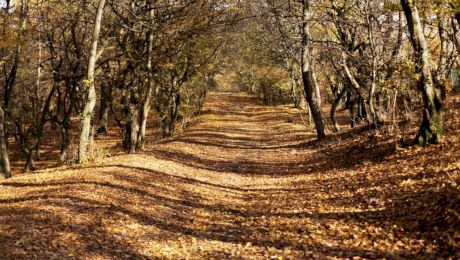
[{"left": 1, "top": 92, "right": 459, "bottom": 259}]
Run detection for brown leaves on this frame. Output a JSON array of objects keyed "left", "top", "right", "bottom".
[{"left": 0, "top": 93, "right": 459, "bottom": 259}]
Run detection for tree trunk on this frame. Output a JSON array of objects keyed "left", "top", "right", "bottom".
[
  {"left": 137, "top": 3, "right": 155, "bottom": 150},
  {"left": 97, "top": 84, "right": 112, "bottom": 134},
  {"left": 401, "top": 0, "right": 443, "bottom": 144},
  {"left": 349, "top": 101, "right": 356, "bottom": 128},
  {"left": 0, "top": 0, "right": 27, "bottom": 178},
  {"left": 59, "top": 81, "right": 77, "bottom": 163},
  {"left": 0, "top": 106, "right": 11, "bottom": 179},
  {"left": 59, "top": 126, "right": 70, "bottom": 164},
  {"left": 127, "top": 105, "right": 139, "bottom": 153},
  {"left": 78, "top": 0, "right": 106, "bottom": 163},
  {"left": 170, "top": 93, "right": 181, "bottom": 135},
  {"left": 452, "top": 18, "right": 460, "bottom": 53},
  {"left": 24, "top": 82, "right": 57, "bottom": 172},
  {"left": 300, "top": 0, "right": 326, "bottom": 140},
  {"left": 331, "top": 89, "right": 345, "bottom": 132},
  {"left": 287, "top": 59, "right": 300, "bottom": 108}
]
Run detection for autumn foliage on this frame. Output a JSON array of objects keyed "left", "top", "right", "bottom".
[{"left": 0, "top": 0, "right": 459, "bottom": 258}]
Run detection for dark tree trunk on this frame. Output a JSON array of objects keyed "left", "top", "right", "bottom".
[
  {"left": 59, "top": 126, "right": 70, "bottom": 164},
  {"left": 197, "top": 89, "right": 207, "bottom": 115},
  {"left": 23, "top": 82, "right": 57, "bottom": 172},
  {"left": 0, "top": 0, "right": 27, "bottom": 178},
  {"left": 123, "top": 86, "right": 140, "bottom": 153},
  {"left": 330, "top": 89, "right": 345, "bottom": 132},
  {"left": 0, "top": 106, "right": 11, "bottom": 179},
  {"left": 59, "top": 81, "right": 77, "bottom": 163},
  {"left": 97, "top": 84, "right": 112, "bottom": 134},
  {"left": 127, "top": 106, "right": 139, "bottom": 153},
  {"left": 169, "top": 94, "right": 181, "bottom": 135}
]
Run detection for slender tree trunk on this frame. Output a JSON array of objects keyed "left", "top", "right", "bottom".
[
  {"left": 287, "top": 59, "right": 300, "bottom": 108},
  {"left": 24, "top": 152, "right": 35, "bottom": 172},
  {"left": 59, "top": 127, "right": 70, "bottom": 163},
  {"left": 97, "top": 84, "right": 112, "bottom": 134},
  {"left": 78, "top": 0, "right": 106, "bottom": 163},
  {"left": 128, "top": 105, "right": 139, "bottom": 153},
  {"left": 137, "top": 2, "right": 155, "bottom": 150},
  {"left": 24, "top": 82, "right": 57, "bottom": 172},
  {"left": 290, "top": 76, "right": 300, "bottom": 108},
  {"left": 401, "top": 0, "right": 443, "bottom": 144},
  {"left": 0, "top": 106, "right": 11, "bottom": 179},
  {"left": 123, "top": 85, "right": 140, "bottom": 153},
  {"left": 169, "top": 93, "right": 181, "bottom": 135},
  {"left": 300, "top": 0, "right": 325, "bottom": 140},
  {"left": 365, "top": 0, "right": 382, "bottom": 128},
  {"left": 312, "top": 71, "right": 321, "bottom": 108},
  {"left": 60, "top": 82, "right": 77, "bottom": 163},
  {"left": 452, "top": 18, "right": 460, "bottom": 53},
  {"left": 35, "top": 41, "right": 43, "bottom": 160},
  {"left": 0, "top": 0, "right": 27, "bottom": 178},
  {"left": 331, "top": 89, "right": 345, "bottom": 132}
]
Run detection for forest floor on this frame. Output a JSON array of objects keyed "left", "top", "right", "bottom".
[{"left": 1, "top": 92, "right": 459, "bottom": 259}]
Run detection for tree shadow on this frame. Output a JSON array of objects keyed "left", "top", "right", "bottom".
[
  {"left": 2, "top": 162, "right": 454, "bottom": 258},
  {"left": 147, "top": 134, "right": 396, "bottom": 176},
  {"left": 0, "top": 166, "right": 450, "bottom": 259},
  {"left": 1, "top": 92, "right": 458, "bottom": 258}
]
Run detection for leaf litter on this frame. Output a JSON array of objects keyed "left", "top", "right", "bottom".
[{"left": 0, "top": 92, "right": 459, "bottom": 259}]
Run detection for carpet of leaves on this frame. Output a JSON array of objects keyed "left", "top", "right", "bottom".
[{"left": 0, "top": 92, "right": 459, "bottom": 259}]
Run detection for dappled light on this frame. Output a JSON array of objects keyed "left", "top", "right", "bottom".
[
  {"left": 0, "top": 0, "right": 459, "bottom": 258},
  {"left": 1, "top": 93, "right": 459, "bottom": 258}
]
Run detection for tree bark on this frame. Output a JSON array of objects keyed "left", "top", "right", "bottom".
[
  {"left": 300, "top": 0, "right": 326, "bottom": 140},
  {"left": 59, "top": 81, "right": 78, "bottom": 163},
  {"left": 0, "top": 106, "right": 11, "bottom": 179},
  {"left": 330, "top": 86, "right": 345, "bottom": 132},
  {"left": 97, "top": 84, "right": 112, "bottom": 134},
  {"left": 24, "top": 82, "right": 57, "bottom": 172},
  {"left": 401, "top": 0, "right": 443, "bottom": 144},
  {"left": 78, "top": 0, "right": 106, "bottom": 163},
  {"left": 137, "top": 2, "right": 155, "bottom": 150},
  {"left": 0, "top": 0, "right": 28, "bottom": 178},
  {"left": 287, "top": 59, "right": 300, "bottom": 108},
  {"left": 127, "top": 104, "right": 139, "bottom": 153}
]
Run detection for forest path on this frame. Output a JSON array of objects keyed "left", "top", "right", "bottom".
[{"left": 0, "top": 92, "right": 458, "bottom": 259}]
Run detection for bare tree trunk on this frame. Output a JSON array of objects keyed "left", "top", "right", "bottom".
[
  {"left": 287, "top": 59, "right": 300, "bottom": 108},
  {"left": 35, "top": 41, "right": 43, "bottom": 160},
  {"left": 137, "top": 2, "right": 155, "bottom": 150},
  {"left": 128, "top": 105, "right": 139, "bottom": 153},
  {"left": 312, "top": 71, "right": 321, "bottom": 108},
  {"left": 300, "top": 0, "right": 325, "bottom": 140},
  {"left": 24, "top": 82, "right": 58, "bottom": 172},
  {"left": 78, "top": 0, "right": 106, "bottom": 163},
  {"left": 97, "top": 84, "right": 111, "bottom": 134},
  {"left": 330, "top": 88, "right": 345, "bottom": 132},
  {"left": 0, "top": 106, "right": 11, "bottom": 179},
  {"left": 452, "top": 18, "right": 460, "bottom": 52},
  {"left": 0, "top": 0, "right": 28, "bottom": 178},
  {"left": 59, "top": 127, "right": 70, "bottom": 163},
  {"left": 401, "top": 0, "right": 443, "bottom": 144},
  {"left": 290, "top": 77, "right": 300, "bottom": 108},
  {"left": 169, "top": 93, "right": 181, "bottom": 135},
  {"left": 59, "top": 82, "right": 77, "bottom": 163}
]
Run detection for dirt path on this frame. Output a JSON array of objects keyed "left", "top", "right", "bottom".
[{"left": 0, "top": 93, "right": 458, "bottom": 259}]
